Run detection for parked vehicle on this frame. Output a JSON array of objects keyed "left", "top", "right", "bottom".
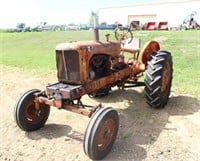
[{"left": 180, "top": 11, "right": 200, "bottom": 30}]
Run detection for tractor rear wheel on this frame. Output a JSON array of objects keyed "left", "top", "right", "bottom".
[
  {"left": 14, "top": 89, "right": 50, "bottom": 131},
  {"left": 84, "top": 107, "right": 119, "bottom": 160},
  {"left": 144, "top": 51, "right": 173, "bottom": 108}
]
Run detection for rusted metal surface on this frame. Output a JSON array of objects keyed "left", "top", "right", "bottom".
[
  {"left": 61, "top": 104, "right": 92, "bottom": 117},
  {"left": 46, "top": 83, "right": 82, "bottom": 100},
  {"left": 130, "top": 60, "right": 145, "bottom": 80},
  {"left": 55, "top": 41, "right": 121, "bottom": 56},
  {"left": 97, "top": 118, "right": 116, "bottom": 151},
  {"left": 34, "top": 65, "right": 131, "bottom": 118},
  {"left": 161, "top": 62, "right": 171, "bottom": 94},
  {"left": 24, "top": 101, "right": 41, "bottom": 123},
  {"left": 46, "top": 67, "right": 130, "bottom": 100},
  {"left": 83, "top": 67, "right": 130, "bottom": 93},
  {"left": 56, "top": 41, "right": 121, "bottom": 84},
  {"left": 37, "top": 96, "right": 62, "bottom": 108},
  {"left": 141, "top": 40, "right": 160, "bottom": 65},
  {"left": 79, "top": 49, "right": 90, "bottom": 83},
  {"left": 21, "top": 95, "right": 49, "bottom": 124},
  {"left": 47, "top": 37, "right": 152, "bottom": 118},
  {"left": 35, "top": 29, "right": 162, "bottom": 119},
  {"left": 36, "top": 95, "right": 101, "bottom": 117}
]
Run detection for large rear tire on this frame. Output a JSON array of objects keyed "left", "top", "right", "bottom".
[
  {"left": 144, "top": 51, "right": 173, "bottom": 108},
  {"left": 84, "top": 107, "right": 119, "bottom": 160},
  {"left": 14, "top": 89, "right": 50, "bottom": 131}
]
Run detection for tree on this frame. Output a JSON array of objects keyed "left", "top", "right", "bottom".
[
  {"left": 16, "top": 23, "right": 25, "bottom": 32},
  {"left": 24, "top": 27, "right": 31, "bottom": 32}
]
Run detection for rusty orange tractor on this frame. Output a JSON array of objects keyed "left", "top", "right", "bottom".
[{"left": 14, "top": 23, "right": 173, "bottom": 160}]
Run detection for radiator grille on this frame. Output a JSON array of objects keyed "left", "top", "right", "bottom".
[{"left": 56, "top": 50, "right": 80, "bottom": 83}]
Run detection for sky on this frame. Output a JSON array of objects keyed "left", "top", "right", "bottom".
[{"left": 0, "top": 0, "right": 161, "bottom": 28}]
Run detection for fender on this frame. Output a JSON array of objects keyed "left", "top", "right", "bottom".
[{"left": 140, "top": 40, "right": 160, "bottom": 66}]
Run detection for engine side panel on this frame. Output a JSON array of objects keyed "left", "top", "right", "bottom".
[{"left": 56, "top": 41, "right": 121, "bottom": 84}]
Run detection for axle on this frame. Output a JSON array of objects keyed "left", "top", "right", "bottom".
[{"left": 35, "top": 95, "right": 101, "bottom": 117}]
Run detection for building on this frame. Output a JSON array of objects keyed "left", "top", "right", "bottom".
[{"left": 98, "top": 0, "right": 200, "bottom": 29}]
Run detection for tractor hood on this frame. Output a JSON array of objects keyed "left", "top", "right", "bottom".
[{"left": 55, "top": 41, "right": 121, "bottom": 56}]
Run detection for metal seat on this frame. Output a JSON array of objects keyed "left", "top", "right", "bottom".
[{"left": 121, "top": 38, "right": 140, "bottom": 54}]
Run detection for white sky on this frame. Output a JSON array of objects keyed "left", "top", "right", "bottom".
[{"left": 0, "top": 0, "right": 160, "bottom": 28}]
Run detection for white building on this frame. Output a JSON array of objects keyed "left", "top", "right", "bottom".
[{"left": 98, "top": 0, "right": 200, "bottom": 28}]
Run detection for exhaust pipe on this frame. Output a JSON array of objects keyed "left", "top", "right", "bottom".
[
  {"left": 94, "top": 28, "right": 99, "bottom": 42},
  {"left": 92, "top": 12, "right": 99, "bottom": 42}
]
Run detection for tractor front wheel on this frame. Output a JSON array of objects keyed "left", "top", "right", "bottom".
[
  {"left": 144, "top": 51, "right": 173, "bottom": 108},
  {"left": 84, "top": 107, "right": 119, "bottom": 160},
  {"left": 14, "top": 89, "right": 50, "bottom": 132}
]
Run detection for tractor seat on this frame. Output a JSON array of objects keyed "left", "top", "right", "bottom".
[{"left": 121, "top": 38, "right": 140, "bottom": 54}]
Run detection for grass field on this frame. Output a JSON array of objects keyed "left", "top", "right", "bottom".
[{"left": 0, "top": 30, "right": 200, "bottom": 97}]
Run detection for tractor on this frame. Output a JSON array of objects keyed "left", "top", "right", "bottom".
[{"left": 14, "top": 20, "right": 173, "bottom": 160}]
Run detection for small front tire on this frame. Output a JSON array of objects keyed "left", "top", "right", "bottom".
[
  {"left": 14, "top": 89, "right": 50, "bottom": 132},
  {"left": 84, "top": 107, "right": 119, "bottom": 160}
]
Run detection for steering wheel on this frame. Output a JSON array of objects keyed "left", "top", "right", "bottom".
[{"left": 114, "top": 26, "right": 133, "bottom": 44}]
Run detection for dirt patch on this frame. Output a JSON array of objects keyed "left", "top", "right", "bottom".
[{"left": 0, "top": 65, "right": 200, "bottom": 161}]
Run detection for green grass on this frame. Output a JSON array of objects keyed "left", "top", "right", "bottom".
[
  {"left": 1, "top": 30, "right": 200, "bottom": 97},
  {"left": 0, "top": 31, "right": 93, "bottom": 70}
]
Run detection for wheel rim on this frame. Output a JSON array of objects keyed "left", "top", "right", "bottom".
[
  {"left": 97, "top": 118, "right": 116, "bottom": 151},
  {"left": 161, "top": 62, "right": 171, "bottom": 94},
  {"left": 24, "top": 101, "right": 42, "bottom": 123}
]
